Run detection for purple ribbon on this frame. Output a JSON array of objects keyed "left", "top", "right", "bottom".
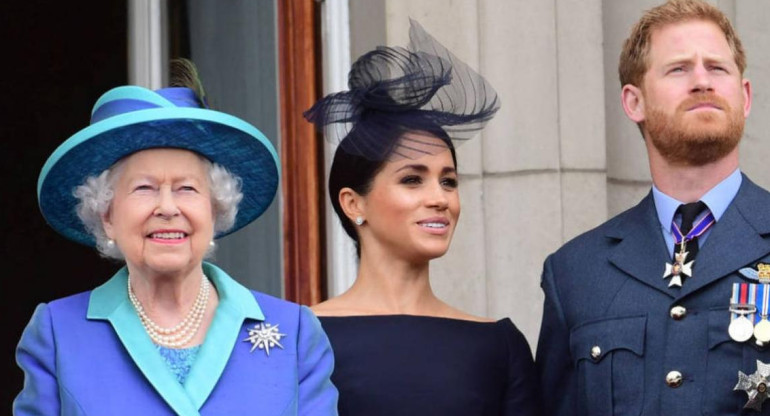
[{"left": 671, "top": 211, "right": 715, "bottom": 244}]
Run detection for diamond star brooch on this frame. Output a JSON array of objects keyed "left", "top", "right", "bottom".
[{"left": 243, "top": 322, "right": 286, "bottom": 356}]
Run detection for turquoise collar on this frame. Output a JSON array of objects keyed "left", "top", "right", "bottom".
[{"left": 87, "top": 262, "right": 264, "bottom": 414}]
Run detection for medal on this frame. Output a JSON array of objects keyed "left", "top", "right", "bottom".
[
  {"left": 730, "top": 315, "right": 755, "bottom": 342},
  {"left": 729, "top": 283, "right": 757, "bottom": 343},
  {"left": 663, "top": 244, "right": 692, "bottom": 288},
  {"left": 755, "top": 320, "right": 770, "bottom": 343},
  {"left": 735, "top": 360, "right": 770, "bottom": 411},
  {"left": 755, "top": 284, "right": 770, "bottom": 342},
  {"left": 663, "top": 212, "right": 715, "bottom": 287}
]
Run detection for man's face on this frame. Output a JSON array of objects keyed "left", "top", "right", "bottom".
[{"left": 636, "top": 20, "right": 750, "bottom": 166}]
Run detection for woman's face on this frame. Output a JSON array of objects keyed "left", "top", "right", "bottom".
[
  {"left": 102, "top": 148, "right": 215, "bottom": 277},
  {"left": 357, "top": 134, "right": 460, "bottom": 263}
]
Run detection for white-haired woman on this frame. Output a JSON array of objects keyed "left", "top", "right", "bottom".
[{"left": 13, "top": 59, "right": 338, "bottom": 416}]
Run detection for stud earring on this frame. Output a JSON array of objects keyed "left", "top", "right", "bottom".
[
  {"left": 107, "top": 239, "right": 115, "bottom": 248},
  {"left": 209, "top": 240, "right": 216, "bottom": 248},
  {"left": 355, "top": 216, "right": 365, "bottom": 226}
]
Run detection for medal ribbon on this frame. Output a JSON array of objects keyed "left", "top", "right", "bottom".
[
  {"left": 742, "top": 283, "right": 749, "bottom": 310},
  {"left": 730, "top": 283, "right": 755, "bottom": 320},
  {"left": 732, "top": 283, "right": 750, "bottom": 320},
  {"left": 758, "top": 284, "right": 770, "bottom": 323},
  {"left": 671, "top": 211, "right": 715, "bottom": 244}
]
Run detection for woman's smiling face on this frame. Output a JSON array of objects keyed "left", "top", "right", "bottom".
[
  {"left": 102, "top": 148, "right": 215, "bottom": 277},
  {"left": 356, "top": 134, "right": 460, "bottom": 263}
]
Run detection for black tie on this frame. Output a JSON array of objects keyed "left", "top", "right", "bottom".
[{"left": 673, "top": 201, "right": 708, "bottom": 263}]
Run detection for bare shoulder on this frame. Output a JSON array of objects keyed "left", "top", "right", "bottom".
[
  {"left": 309, "top": 299, "right": 336, "bottom": 316},
  {"left": 439, "top": 303, "right": 495, "bottom": 323},
  {"left": 310, "top": 297, "right": 363, "bottom": 317},
  {"left": 453, "top": 311, "right": 496, "bottom": 323}
]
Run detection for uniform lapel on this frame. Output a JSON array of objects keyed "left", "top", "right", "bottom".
[
  {"left": 607, "top": 192, "right": 677, "bottom": 297},
  {"left": 87, "top": 268, "right": 201, "bottom": 416},
  {"left": 680, "top": 176, "right": 770, "bottom": 298}
]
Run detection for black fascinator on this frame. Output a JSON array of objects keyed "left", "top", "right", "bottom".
[{"left": 304, "top": 19, "right": 500, "bottom": 161}]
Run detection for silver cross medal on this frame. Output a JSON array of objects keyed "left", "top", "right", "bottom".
[
  {"left": 735, "top": 360, "right": 770, "bottom": 411},
  {"left": 243, "top": 322, "right": 286, "bottom": 356},
  {"left": 663, "top": 240, "right": 693, "bottom": 288}
]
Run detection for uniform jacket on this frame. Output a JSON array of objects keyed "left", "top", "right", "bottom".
[
  {"left": 536, "top": 174, "right": 770, "bottom": 416},
  {"left": 13, "top": 262, "right": 338, "bottom": 415}
]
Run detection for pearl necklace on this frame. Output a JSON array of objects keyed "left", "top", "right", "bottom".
[{"left": 127, "top": 274, "right": 210, "bottom": 348}]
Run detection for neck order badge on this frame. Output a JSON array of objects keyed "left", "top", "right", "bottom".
[{"left": 662, "top": 208, "right": 715, "bottom": 288}]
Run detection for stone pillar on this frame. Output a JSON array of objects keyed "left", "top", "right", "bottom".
[{"left": 735, "top": 0, "right": 770, "bottom": 190}]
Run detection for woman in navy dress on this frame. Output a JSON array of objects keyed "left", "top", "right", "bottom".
[{"left": 304, "top": 20, "right": 541, "bottom": 416}]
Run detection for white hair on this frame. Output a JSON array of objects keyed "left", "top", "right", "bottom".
[{"left": 73, "top": 156, "right": 243, "bottom": 260}]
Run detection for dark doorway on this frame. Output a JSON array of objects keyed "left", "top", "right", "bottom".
[{"left": 1, "top": 0, "right": 128, "bottom": 408}]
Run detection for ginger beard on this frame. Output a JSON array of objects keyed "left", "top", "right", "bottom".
[{"left": 643, "top": 93, "right": 744, "bottom": 166}]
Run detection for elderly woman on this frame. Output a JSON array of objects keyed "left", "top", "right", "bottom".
[
  {"left": 14, "top": 60, "right": 338, "bottom": 415},
  {"left": 303, "top": 21, "right": 541, "bottom": 415}
]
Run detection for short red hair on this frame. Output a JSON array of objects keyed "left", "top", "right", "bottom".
[{"left": 618, "top": 0, "right": 746, "bottom": 88}]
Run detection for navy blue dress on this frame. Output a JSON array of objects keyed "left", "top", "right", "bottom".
[{"left": 319, "top": 315, "right": 541, "bottom": 416}]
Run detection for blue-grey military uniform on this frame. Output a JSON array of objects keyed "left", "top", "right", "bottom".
[{"left": 536, "top": 172, "right": 770, "bottom": 415}]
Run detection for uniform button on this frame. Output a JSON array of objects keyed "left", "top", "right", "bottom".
[
  {"left": 666, "top": 370, "right": 683, "bottom": 388},
  {"left": 590, "top": 346, "right": 601, "bottom": 360},
  {"left": 670, "top": 305, "right": 687, "bottom": 320}
]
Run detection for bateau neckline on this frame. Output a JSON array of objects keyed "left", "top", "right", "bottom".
[{"left": 317, "top": 314, "right": 510, "bottom": 325}]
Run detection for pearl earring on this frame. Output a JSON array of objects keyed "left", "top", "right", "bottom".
[
  {"left": 355, "top": 216, "right": 365, "bottom": 226},
  {"left": 107, "top": 239, "right": 115, "bottom": 248},
  {"left": 209, "top": 240, "right": 216, "bottom": 248}
]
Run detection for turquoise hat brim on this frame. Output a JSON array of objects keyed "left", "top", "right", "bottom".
[{"left": 38, "top": 106, "right": 280, "bottom": 247}]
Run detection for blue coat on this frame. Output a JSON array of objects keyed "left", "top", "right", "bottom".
[
  {"left": 13, "top": 262, "right": 338, "bottom": 415},
  {"left": 536, "top": 175, "right": 770, "bottom": 416}
]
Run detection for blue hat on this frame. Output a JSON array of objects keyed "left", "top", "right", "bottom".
[{"left": 37, "top": 85, "right": 280, "bottom": 247}]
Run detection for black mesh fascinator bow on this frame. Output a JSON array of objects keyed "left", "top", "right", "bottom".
[{"left": 304, "top": 19, "right": 500, "bottom": 161}]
